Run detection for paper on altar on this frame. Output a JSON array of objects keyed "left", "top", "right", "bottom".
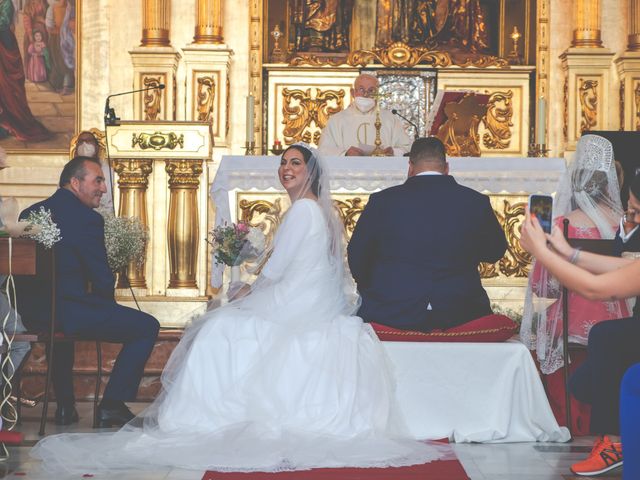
[{"left": 358, "top": 144, "right": 376, "bottom": 155}]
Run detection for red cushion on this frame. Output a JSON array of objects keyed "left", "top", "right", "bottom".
[{"left": 371, "top": 314, "right": 518, "bottom": 343}]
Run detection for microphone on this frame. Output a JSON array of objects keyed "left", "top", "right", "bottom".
[
  {"left": 391, "top": 109, "right": 420, "bottom": 140},
  {"left": 104, "top": 84, "right": 166, "bottom": 127}
]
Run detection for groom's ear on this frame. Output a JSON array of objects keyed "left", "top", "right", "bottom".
[{"left": 443, "top": 162, "right": 450, "bottom": 175}]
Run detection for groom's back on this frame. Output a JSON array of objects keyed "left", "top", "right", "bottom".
[{"left": 348, "top": 138, "right": 507, "bottom": 332}]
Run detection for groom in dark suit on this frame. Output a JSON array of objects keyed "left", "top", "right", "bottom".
[
  {"left": 348, "top": 137, "right": 507, "bottom": 332},
  {"left": 20, "top": 157, "right": 159, "bottom": 427}
]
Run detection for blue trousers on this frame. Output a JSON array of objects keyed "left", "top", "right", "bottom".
[
  {"left": 621, "top": 363, "right": 640, "bottom": 480},
  {"left": 569, "top": 317, "right": 640, "bottom": 435},
  {"left": 52, "top": 303, "right": 159, "bottom": 405}
]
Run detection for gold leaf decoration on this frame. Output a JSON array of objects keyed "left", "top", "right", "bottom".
[
  {"left": 482, "top": 90, "right": 514, "bottom": 150},
  {"left": 281, "top": 88, "right": 345, "bottom": 146}
]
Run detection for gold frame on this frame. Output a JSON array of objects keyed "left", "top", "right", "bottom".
[{"left": 2, "top": 0, "right": 82, "bottom": 154}]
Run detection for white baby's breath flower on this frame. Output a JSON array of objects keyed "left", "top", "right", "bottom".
[
  {"left": 98, "top": 208, "right": 148, "bottom": 273},
  {"left": 23, "top": 207, "right": 62, "bottom": 249},
  {"left": 247, "top": 227, "right": 266, "bottom": 254}
]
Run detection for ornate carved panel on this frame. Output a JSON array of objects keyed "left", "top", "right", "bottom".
[
  {"left": 196, "top": 75, "right": 216, "bottom": 122},
  {"left": 482, "top": 90, "right": 514, "bottom": 150},
  {"left": 142, "top": 76, "right": 164, "bottom": 121},
  {"left": 579, "top": 78, "right": 598, "bottom": 133},
  {"left": 236, "top": 192, "right": 531, "bottom": 282},
  {"left": 281, "top": 88, "right": 345, "bottom": 146}
]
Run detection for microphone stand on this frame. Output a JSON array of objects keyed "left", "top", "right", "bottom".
[
  {"left": 102, "top": 84, "right": 165, "bottom": 310},
  {"left": 392, "top": 109, "right": 420, "bottom": 140}
]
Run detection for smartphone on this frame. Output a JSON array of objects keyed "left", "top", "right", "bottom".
[{"left": 529, "top": 194, "right": 553, "bottom": 234}]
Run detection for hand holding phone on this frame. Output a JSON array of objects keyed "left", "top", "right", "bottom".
[{"left": 529, "top": 194, "right": 553, "bottom": 234}]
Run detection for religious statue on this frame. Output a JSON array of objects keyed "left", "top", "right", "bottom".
[
  {"left": 375, "top": 0, "right": 489, "bottom": 53},
  {"left": 291, "top": 0, "right": 354, "bottom": 52}
]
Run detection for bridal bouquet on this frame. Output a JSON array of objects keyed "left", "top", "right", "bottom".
[
  {"left": 97, "top": 208, "right": 148, "bottom": 273},
  {"left": 208, "top": 221, "right": 266, "bottom": 267}
]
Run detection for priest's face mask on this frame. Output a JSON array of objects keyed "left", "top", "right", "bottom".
[{"left": 351, "top": 75, "right": 378, "bottom": 113}]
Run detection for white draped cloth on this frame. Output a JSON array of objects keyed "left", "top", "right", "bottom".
[
  {"left": 31, "top": 198, "right": 450, "bottom": 474},
  {"left": 318, "top": 104, "right": 412, "bottom": 156}
]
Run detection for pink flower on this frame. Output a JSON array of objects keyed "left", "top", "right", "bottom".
[{"left": 236, "top": 222, "right": 250, "bottom": 234}]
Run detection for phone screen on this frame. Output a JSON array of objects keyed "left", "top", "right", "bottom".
[{"left": 529, "top": 195, "right": 553, "bottom": 234}]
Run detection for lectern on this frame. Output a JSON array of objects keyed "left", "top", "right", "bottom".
[{"left": 106, "top": 121, "right": 212, "bottom": 325}]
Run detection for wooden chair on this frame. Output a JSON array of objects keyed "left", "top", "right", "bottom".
[
  {"left": 561, "top": 218, "right": 616, "bottom": 436},
  {"left": 10, "top": 242, "right": 105, "bottom": 436}
]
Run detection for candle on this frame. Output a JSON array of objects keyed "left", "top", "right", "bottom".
[
  {"left": 537, "top": 97, "right": 546, "bottom": 146},
  {"left": 246, "top": 95, "right": 255, "bottom": 144}
]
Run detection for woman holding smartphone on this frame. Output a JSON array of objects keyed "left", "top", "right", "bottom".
[
  {"left": 520, "top": 177, "right": 640, "bottom": 478},
  {"left": 521, "top": 135, "right": 631, "bottom": 436}
]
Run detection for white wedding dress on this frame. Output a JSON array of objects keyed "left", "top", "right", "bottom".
[{"left": 31, "top": 199, "right": 448, "bottom": 473}]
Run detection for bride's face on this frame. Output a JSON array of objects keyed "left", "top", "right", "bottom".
[{"left": 279, "top": 148, "right": 309, "bottom": 197}]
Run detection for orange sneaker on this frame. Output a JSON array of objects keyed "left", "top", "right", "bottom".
[{"left": 570, "top": 436, "right": 623, "bottom": 476}]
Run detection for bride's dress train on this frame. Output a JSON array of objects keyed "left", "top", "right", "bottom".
[{"left": 31, "top": 200, "right": 450, "bottom": 473}]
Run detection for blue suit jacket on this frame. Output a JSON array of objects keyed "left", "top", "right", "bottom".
[
  {"left": 347, "top": 174, "right": 508, "bottom": 331},
  {"left": 19, "top": 188, "right": 116, "bottom": 332}
]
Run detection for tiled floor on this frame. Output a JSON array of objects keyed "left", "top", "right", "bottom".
[{"left": 0, "top": 403, "right": 623, "bottom": 480}]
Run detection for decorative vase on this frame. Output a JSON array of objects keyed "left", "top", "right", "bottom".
[{"left": 229, "top": 265, "right": 241, "bottom": 284}]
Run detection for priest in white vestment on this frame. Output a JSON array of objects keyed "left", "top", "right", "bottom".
[{"left": 318, "top": 74, "right": 412, "bottom": 157}]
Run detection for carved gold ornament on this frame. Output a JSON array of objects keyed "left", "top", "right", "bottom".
[
  {"left": 482, "top": 91, "right": 513, "bottom": 150},
  {"left": 165, "top": 159, "right": 203, "bottom": 187},
  {"left": 196, "top": 76, "right": 216, "bottom": 123},
  {"left": 436, "top": 94, "right": 487, "bottom": 157},
  {"left": 347, "top": 42, "right": 451, "bottom": 68},
  {"left": 281, "top": 88, "right": 345, "bottom": 145},
  {"left": 132, "top": 132, "right": 184, "bottom": 151},
  {"left": 143, "top": 76, "right": 163, "bottom": 121},
  {"left": 334, "top": 197, "right": 368, "bottom": 236},
  {"left": 496, "top": 200, "right": 531, "bottom": 278},
  {"left": 113, "top": 159, "right": 154, "bottom": 188},
  {"left": 579, "top": 79, "right": 598, "bottom": 133}
]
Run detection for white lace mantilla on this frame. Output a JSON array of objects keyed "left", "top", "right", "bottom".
[{"left": 210, "top": 155, "right": 566, "bottom": 286}]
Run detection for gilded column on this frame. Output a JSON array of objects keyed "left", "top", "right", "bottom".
[
  {"left": 113, "top": 159, "right": 153, "bottom": 289},
  {"left": 194, "top": 0, "right": 223, "bottom": 44},
  {"left": 629, "top": 0, "right": 640, "bottom": 51},
  {"left": 572, "top": 0, "right": 603, "bottom": 48},
  {"left": 141, "top": 0, "right": 171, "bottom": 47},
  {"left": 166, "top": 160, "right": 203, "bottom": 289}
]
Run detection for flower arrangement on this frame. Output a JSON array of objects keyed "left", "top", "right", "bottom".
[
  {"left": 21, "top": 207, "right": 62, "bottom": 249},
  {"left": 208, "top": 222, "right": 266, "bottom": 267},
  {"left": 97, "top": 208, "right": 148, "bottom": 273}
]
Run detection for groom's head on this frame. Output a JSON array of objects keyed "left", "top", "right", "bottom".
[{"left": 407, "top": 137, "right": 448, "bottom": 177}]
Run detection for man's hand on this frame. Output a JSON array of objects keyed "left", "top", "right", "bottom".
[
  {"left": 382, "top": 146, "right": 394, "bottom": 156},
  {"left": 345, "top": 146, "right": 364, "bottom": 156}
]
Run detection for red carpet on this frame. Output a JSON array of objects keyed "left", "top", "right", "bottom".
[{"left": 202, "top": 459, "right": 469, "bottom": 480}]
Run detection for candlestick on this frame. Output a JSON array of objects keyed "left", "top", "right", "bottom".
[
  {"left": 536, "top": 97, "right": 546, "bottom": 146},
  {"left": 246, "top": 95, "right": 255, "bottom": 144}
]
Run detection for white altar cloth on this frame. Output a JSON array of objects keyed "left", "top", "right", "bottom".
[
  {"left": 383, "top": 340, "right": 570, "bottom": 443},
  {"left": 210, "top": 155, "right": 565, "bottom": 286}
]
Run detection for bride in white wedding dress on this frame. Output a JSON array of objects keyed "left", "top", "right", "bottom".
[{"left": 31, "top": 144, "right": 450, "bottom": 473}]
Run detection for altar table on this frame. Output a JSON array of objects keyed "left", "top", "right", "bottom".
[
  {"left": 383, "top": 340, "right": 570, "bottom": 443},
  {"left": 210, "top": 155, "right": 566, "bottom": 286}
]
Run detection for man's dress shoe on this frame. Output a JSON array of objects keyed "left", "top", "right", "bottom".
[
  {"left": 54, "top": 405, "right": 79, "bottom": 425},
  {"left": 96, "top": 404, "right": 135, "bottom": 428}
]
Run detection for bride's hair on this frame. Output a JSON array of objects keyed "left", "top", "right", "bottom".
[{"left": 282, "top": 144, "right": 321, "bottom": 197}]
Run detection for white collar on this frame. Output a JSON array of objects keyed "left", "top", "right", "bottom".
[{"left": 415, "top": 171, "right": 443, "bottom": 176}]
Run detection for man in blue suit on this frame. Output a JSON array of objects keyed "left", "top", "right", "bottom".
[
  {"left": 347, "top": 137, "right": 507, "bottom": 332},
  {"left": 20, "top": 157, "right": 159, "bottom": 427}
]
